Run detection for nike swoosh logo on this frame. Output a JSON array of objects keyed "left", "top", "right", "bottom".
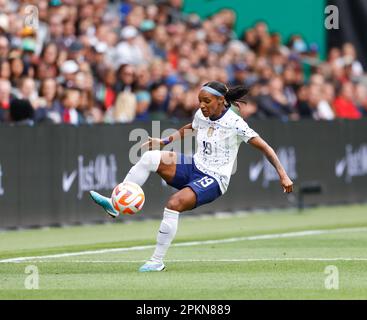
[
  {"left": 335, "top": 159, "right": 346, "bottom": 177},
  {"left": 63, "top": 170, "right": 77, "bottom": 192},
  {"left": 159, "top": 230, "right": 169, "bottom": 234},
  {"left": 249, "top": 160, "right": 264, "bottom": 181}
]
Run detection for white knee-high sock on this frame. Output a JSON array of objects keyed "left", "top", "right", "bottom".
[
  {"left": 151, "top": 208, "right": 179, "bottom": 263},
  {"left": 123, "top": 150, "right": 161, "bottom": 186}
]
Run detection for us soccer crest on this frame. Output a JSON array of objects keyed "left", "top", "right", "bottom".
[{"left": 207, "top": 126, "right": 214, "bottom": 137}]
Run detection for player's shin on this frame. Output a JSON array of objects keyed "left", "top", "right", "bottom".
[
  {"left": 151, "top": 208, "right": 179, "bottom": 263},
  {"left": 123, "top": 150, "right": 161, "bottom": 186}
]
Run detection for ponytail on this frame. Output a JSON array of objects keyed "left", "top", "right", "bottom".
[
  {"left": 202, "top": 81, "right": 249, "bottom": 106},
  {"left": 224, "top": 85, "right": 249, "bottom": 105}
]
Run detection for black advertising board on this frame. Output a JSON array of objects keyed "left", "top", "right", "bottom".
[{"left": 0, "top": 120, "right": 366, "bottom": 229}]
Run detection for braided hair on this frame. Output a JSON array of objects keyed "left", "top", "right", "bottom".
[{"left": 202, "top": 81, "right": 249, "bottom": 107}]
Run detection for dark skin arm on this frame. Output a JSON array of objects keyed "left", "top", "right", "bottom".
[
  {"left": 142, "top": 125, "right": 293, "bottom": 193},
  {"left": 141, "top": 123, "right": 194, "bottom": 150},
  {"left": 249, "top": 136, "right": 294, "bottom": 193}
]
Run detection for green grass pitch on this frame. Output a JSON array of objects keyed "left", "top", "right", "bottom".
[{"left": 1, "top": 204, "right": 367, "bottom": 299}]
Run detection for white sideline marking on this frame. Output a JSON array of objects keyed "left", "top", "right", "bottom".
[
  {"left": 0, "top": 226, "right": 366, "bottom": 263},
  {"left": 10, "top": 258, "right": 367, "bottom": 264}
]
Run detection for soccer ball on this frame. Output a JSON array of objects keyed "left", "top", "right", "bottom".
[{"left": 111, "top": 181, "right": 145, "bottom": 215}]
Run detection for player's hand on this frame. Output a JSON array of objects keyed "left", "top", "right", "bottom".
[
  {"left": 140, "top": 136, "right": 165, "bottom": 150},
  {"left": 280, "top": 176, "right": 293, "bottom": 193}
]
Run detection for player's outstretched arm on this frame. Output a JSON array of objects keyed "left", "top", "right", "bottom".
[
  {"left": 141, "top": 123, "right": 194, "bottom": 150},
  {"left": 248, "top": 136, "right": 294, "bottom": 193}
]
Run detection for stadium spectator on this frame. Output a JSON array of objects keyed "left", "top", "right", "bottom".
[
  {"left": 104, "top": 88, "right": 137, "bottom": 124},
  {"left": 256, "top": 76, "right": 294, "bottom": 120},
  {"left": 46, "top": 14, "right": 64, "bottom": 49},
  {"left": 243, "top": 28, "right": 259, "bottom": 52},
  {"left": 318, "top": 82, "right": 336, "bottom": 120},
  {"left": 0, "top": 78, "right": 11, "bottom": 122},
  {"left": 167, "top": 83, "right": 192, "bottom": 120},
  {"left": 167, "top": 0, "right": 185, "bottom": 24},
  {"left": 230, "top": 62, "right": 249, "bottom": 86},
  {"left": 333, "top": 82, "right": 362, "bottom": 120},
  {"left": 95, "top": 67, "right": 117, "bottom": 111},
  {"left": 79, "top": 88, "right": 99, "bottom": 123},
  {"left": 9, "top": 98, "right": 34, "bottom": 124},
  {"left": 61, "top": 88, "right": 84, "bottom": 125},
  {"left": 0, "top": 58, "right": 10, "bottom": 80},
  {"left": 62, "top": 19, "right": 77, "bottom": 49},
  {"left": 0, "top": 36, "right": 9, "bottom": 59},
  {"left": 0, "top": 12, "right": 10, "bottom": 36},
  {"left": 59, "top": 59, "right": 79, "bottom": 88},
  {"left": 134, "top": 64, "right": 152, "bottom": 121},
  {"left": 149, "top": 81, "right": 169, "bottom": 120},
  {"left": 149, "top": 25, "right": 168, "bottom": 60},
  {"left": 335, "top": 43, "right": 364, "bottom": 79},
  {"left": 115, "top": 63, "right": 136, "bottom": 93},
  {"left": 90, "top": 41, "right": 108, "bottom": 78},
  {"left": 354, "top": 83, "right": 367, "bottom": 117},
  {"left": 0, "top": 1, "right": 365, "bottom": 124},
  {"left": 282, "top": 66, "right": 298, "bottom": 108},
  {"left": 115, "top": 26, "right": 145, "bottom": 66},
  {"left": 37, "top": 77, "right": 63, "bottom": 123},
  {"left": 15, "top": 77, "right": 40, "bottom": 108},
  {"left": 296, "top": 85, "right": 312, "bottom": 118},
  {"left": 236, "top": 97, "right": 263, "bottom": 120},
  {"left": 36, "top": 42, "right": 59, "bottom": 80},
  {"left": 307, "top": 84, "right": 324, "bottom": 120},
  {"left": 68, "top": 40, "right": 85, "bottom": 64},
  {"left": 9, "top": 53, "right": 25, "bottom": 86}
]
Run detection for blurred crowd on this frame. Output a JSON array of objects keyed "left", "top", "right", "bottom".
[{"left": 0, "top": 0, "right": 367, "bottom": 125}]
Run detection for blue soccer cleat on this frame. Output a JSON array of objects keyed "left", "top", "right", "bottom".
[
  {"left": 89, "top": 190, "right": 119, "bottom": 218},
  {"left": 139, "top": 260, "right": 166, "bottom": 272}
]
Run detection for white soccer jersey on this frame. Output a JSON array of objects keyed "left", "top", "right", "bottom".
[{"left": 192, "top": 108, "right": 259, "bottom": 194}]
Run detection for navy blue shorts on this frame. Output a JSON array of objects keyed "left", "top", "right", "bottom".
[{"left": 167, "top": 153, "right": 222, "bottom": 208}]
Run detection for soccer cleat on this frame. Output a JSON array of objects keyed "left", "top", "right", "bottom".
[
  {"left": 139, "top": 260, "right": 166, "bottom": 272},
  {"left": 89, "top": 190, "right": 119, "bottom": 218}
]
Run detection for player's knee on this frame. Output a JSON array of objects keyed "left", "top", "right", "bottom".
[
  {"left": 139, "top": 150, "right": 161, "bottom": 172},
  {"left": 166, "top": 195, "right": 185, "bottom": 212}
]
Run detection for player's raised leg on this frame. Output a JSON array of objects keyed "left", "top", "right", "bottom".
[
  {"left": 90, "top": 150, "right": 162, "bottom": 217},
  {"left": 122, "top": 150, "right": 162, "bottom": 186},
  {"left": 139, "top": 187, "right": 196, "bottom": 272},
  {"left": 89, "top": 190, "right": 118, "bottom": 218},
  {"left": 90, "top": 150, "right": 178, "bottom": 218}
]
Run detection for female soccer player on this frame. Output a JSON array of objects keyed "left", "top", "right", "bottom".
[{"left": 90, "top": 81, "right": 294, "bottom": 272}]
